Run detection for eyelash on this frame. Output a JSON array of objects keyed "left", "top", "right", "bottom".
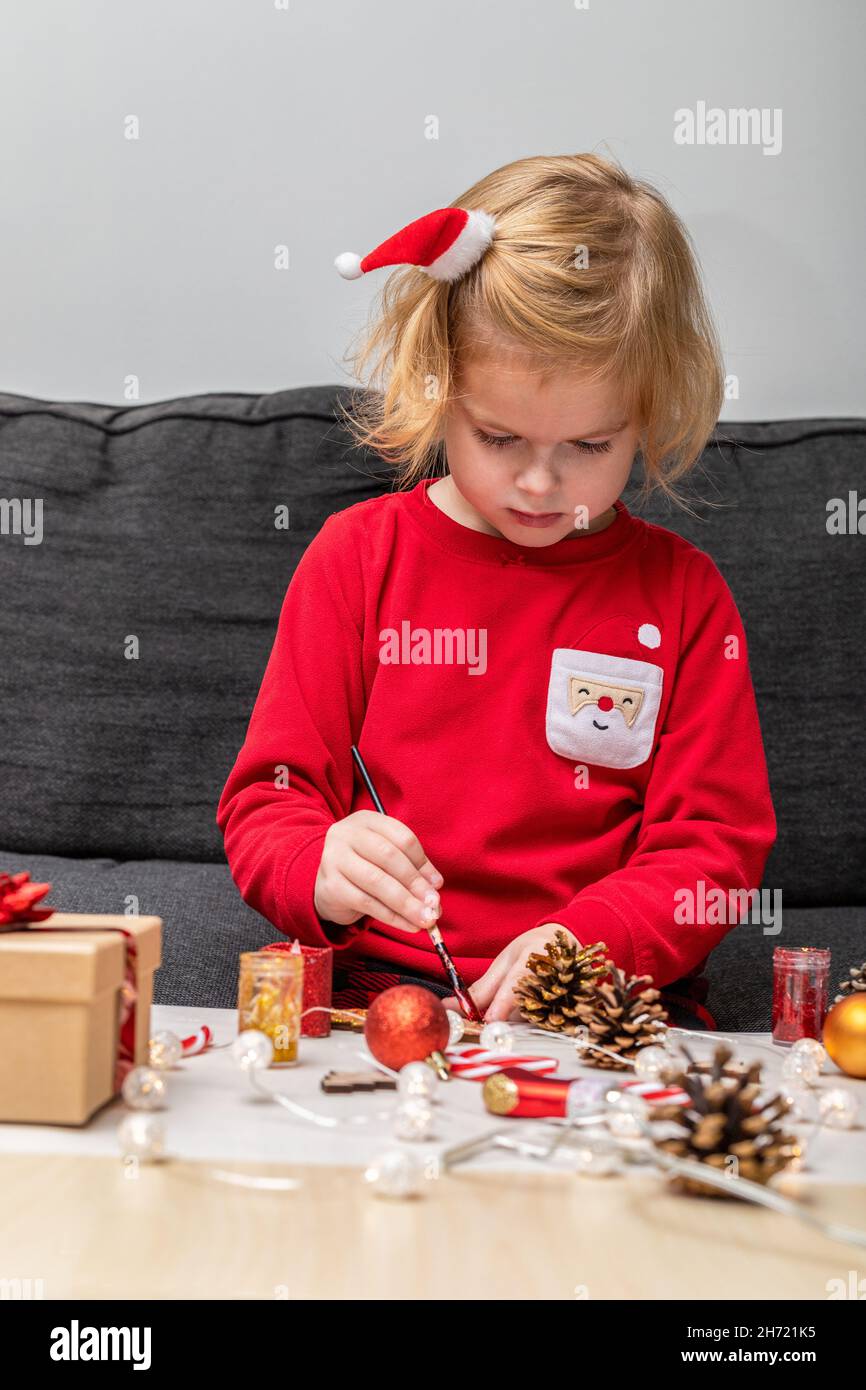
[{"left": 471, "top": 427, "right": 613, "bottom": 455}]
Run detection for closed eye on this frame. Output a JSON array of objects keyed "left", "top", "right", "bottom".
[{"left": 471, "top": 427, "right": 613, "bottom": 456}]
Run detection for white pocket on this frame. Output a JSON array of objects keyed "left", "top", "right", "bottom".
[{"left": 545, "top": 647, "right": 664, "bottom": 770}]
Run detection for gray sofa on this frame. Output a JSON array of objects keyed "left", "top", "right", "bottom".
[{"left": 1, "top": 386, "right": 864, "bottom": 1030}]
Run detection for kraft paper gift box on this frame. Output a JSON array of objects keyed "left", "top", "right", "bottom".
[{"left": 0, "top": 913, "right": 162, "bottom": 1125}]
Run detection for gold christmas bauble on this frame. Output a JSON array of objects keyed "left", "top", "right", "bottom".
[{"left": 823, "top": 995, "right": 866, "bottom": 1079}]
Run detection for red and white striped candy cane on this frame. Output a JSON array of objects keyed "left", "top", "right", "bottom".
[
  {"left": 446, "top": 1046, "right": 559, "bottom": 1080},
  {"left": 621, "top": 1078, "right": 688, "bottom": 1106},
  {"left": 181, "top": 1025, "right": 213, "bottom": 1056}
]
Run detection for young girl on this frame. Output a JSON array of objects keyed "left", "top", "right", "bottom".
[{"left": 216, "top": 153, "right": 776, "bottom": 1031}]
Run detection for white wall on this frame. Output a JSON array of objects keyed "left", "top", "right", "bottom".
[{"left": 1, "top": 0, "right": 863, "bottom": 418}]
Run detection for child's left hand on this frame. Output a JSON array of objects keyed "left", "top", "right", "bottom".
[{"left": 441, "top": 925, "right": 580, "bottom": 1024}]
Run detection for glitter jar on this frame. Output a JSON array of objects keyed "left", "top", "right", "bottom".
[
  {"left": 297, "top": 944, "right": 333, "bottom": 1037},
  {"left": 259, "top": 942, "right": 333, "bottom": 1037},
  {"left": 771, "top": 946, "right": 831, "bottom": 1045},
  {"left": 237, "top": 951, "right": 303, "bottom": 1065}
]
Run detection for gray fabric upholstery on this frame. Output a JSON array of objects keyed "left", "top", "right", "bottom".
[
  {"left": 0, "top": 849, "right": 858, "bottom": 1032},
  {"left": 0, "top": 387, "right": 391, "bottom": 862},
  {"left": 2, "top": 385, "right": 864, "bottom": 1029}
]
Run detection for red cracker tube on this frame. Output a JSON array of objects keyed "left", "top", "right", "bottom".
[{"left": 483, "top": 1066, "right": 688, "bottom": 1119}]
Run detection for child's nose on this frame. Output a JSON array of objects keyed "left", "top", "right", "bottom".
[{"left": 597, "top": 695, "right": 614, "bottom": 711}]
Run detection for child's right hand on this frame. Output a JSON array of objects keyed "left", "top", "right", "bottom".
[{"left": 313, "top": 811, "right": 444, "bottom": 935}]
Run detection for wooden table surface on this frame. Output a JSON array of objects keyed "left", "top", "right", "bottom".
[
  {"left": 1, "top": 1152, "right": 863, "bottom": 1300},
  {"left": 3, "top": 1006, "right": 865, "bottom": 1300}
]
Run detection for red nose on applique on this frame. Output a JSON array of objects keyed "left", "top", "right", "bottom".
[{"left": 597, "top": 695, "right": 614, "bottom": 712}]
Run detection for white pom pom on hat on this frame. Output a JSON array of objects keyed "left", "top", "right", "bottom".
[
  {"left": 335, "top": 207, "right": 496, "bottom": 283},
  {"left": 334, "top": 251, "right": 363, "bottom": 280}
]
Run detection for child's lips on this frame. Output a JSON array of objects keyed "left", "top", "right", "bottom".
[{"left": 507, "top": 508, "right": 563, "bottom": 529}]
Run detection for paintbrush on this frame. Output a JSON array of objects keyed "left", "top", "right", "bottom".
[{"left": 350, "top": 743, "right": 484, "bottom": 1023}]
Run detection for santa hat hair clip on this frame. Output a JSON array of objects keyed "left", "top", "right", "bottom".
[{"left": 335, "top": 207, "right": 496, "bottom": 284}]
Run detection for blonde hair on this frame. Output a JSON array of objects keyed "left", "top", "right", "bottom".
[{"left": 337, "top": 153, "right": 725, "bottom": 509}]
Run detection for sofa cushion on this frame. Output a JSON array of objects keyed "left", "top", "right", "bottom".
[
  {"left": 1, "top": 849, "right": 860, "bottom": 1032},
  {"left": 0, "top": 387, "right": 391, "bottom": 862}
]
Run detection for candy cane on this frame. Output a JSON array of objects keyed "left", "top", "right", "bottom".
[
  {"left": 181, "top": 1025, "right": 213, "bottom": 1056},
  {"left": 621, "top": 1078, "right": 688, "bottom": 1106},
  {"left": 446, "top": 1046, "right": 559, "bottom": 1080}
]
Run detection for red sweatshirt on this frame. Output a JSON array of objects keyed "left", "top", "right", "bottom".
[{"left": 216, "top": 479, "right": 776, "bottom": 991}]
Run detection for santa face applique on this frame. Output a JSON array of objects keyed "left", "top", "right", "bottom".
[{"left": 545, "top": 644, "right": 664, "bottom": 770}]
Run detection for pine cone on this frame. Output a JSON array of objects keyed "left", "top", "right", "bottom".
[
  {"left": 650, "top": 1044, "right": 800, "bottom": 1198},
  {"left": 513, "top": 932, "right": 609, "bottom": 1032},
  {"left": 572, "top": 964, "right": 669, "bottom": 1070},
  {"left": 686, "top": 1057, "right": 751, "bottom": 1081},
  {"left": 835, "top": 960, "right": 866, "bottom": 1003}
]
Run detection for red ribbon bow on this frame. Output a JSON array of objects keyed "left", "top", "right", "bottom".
[
  {"left": 0, "top": 871, "right": 138, "bottom": 1089},
  {"left": 0, "top": 871, "right": 55, "bottom": 924}
]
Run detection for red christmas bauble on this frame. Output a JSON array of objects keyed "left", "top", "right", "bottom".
[{"left": 364, "top": 985, "right": 450, "bottom": 1071}]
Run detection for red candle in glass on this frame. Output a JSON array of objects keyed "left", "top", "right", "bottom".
[
  {"left": 260, "top": 941, "right": 333, "bottom": 1037},
  {"left": 771, "top": 946, "right": 830, "bottom": 1045}
]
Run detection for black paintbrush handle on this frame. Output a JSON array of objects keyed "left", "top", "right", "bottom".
[{"left": 349, "top": 745, "right": 482, "bottom": 1023}]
